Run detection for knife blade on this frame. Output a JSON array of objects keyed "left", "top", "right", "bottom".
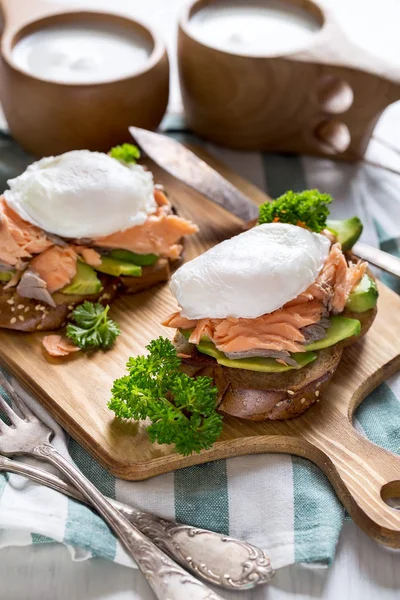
[
  {"left": 129, "top": 126, "right": 259, "bottom": 222},
  {"left": 352, "top": 242, "right": 400, "bottom": 278},
  {"left": 130, "top": 126, "right": 400, "bottom": 279}
]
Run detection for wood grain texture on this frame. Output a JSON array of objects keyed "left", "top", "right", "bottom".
[
  {"left": 178, "top": 0, "right": 400, "bottom": 160},
  {"left": 0, "top": 0, "right": 169, "bottom": 156},
  {"left": 0, "top": 147, "right": 400, "bottom": 548}
]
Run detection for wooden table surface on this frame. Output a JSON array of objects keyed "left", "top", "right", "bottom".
[{"left": 2, "top": 0, "right": 400, "bottom": 599}]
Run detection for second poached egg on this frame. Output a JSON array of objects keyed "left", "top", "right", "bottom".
[
  {"left": 170, "top": 223, "right": 330, "bottom": 319},
  {"left": 4, "top": 150, "right": 157, "bottom": 238}
]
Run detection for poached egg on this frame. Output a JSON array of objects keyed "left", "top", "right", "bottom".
[
  {"left": 170, "top": 223, "right": 330, "bottom": 320},
  {"left": 4, "top": 150, "right": 156, "bottom": 238}
]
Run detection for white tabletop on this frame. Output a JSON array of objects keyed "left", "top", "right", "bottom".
[{"left": 1, "top": 0, "right": 400, "bottom": 599}]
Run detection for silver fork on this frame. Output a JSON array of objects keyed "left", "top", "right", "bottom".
[
  {"left": 0, "top": 453, "right": 274, "bottom": 589},
  {"left": 0, "top": 374, "right": 229, "bottom": 600}
]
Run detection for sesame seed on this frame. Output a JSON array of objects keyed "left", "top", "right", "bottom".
[
  {"left": 37, "top": 324, "right": 43, "bottom": 330},
  {"left": 17, "top": 304, "right": 24, "bottom": 310},
  {"left": 10, "top": 307, "right": 15, "bottom": 312},
  {"left": 35, "top": 305, "right": 42, "bottom": 311},
  {"left": 10, "top": 317, "right": 16, "bottom": 324},
  {"left": 68, "top": 305, "right": 74, "bottom": 310},
  {"left": 316, "top": 399, "right": 320, "bottom": 403},
  {"left": 112, "top": 285, "right": 117, "bottom": 290},
  {"left": 24, "top": 306, "right": 30, "bottom": 313},
  {"left": 18, "top": 315, "right": 24, "bottom": 322},
  {"left": 287, "top": 390, "right": 295, "bottom": 396},
  {"left": 275, "top": 400, "right": 284, "bottom": 407},
  {"left": 39, "top": 306, "right": 46, "bottom": 312},
  {"left": 315, "top": 390, "right": 320, "bottom": 397},
  {"left": 6, "top": 298, "right": 14, "bottom": 305},
  {"left": 301, "top": 398, "right": 306, "bottom": 404}
]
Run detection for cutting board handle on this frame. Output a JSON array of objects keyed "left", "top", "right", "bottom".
[{"left": 311, "top": 411, "right": 400, "bottom": 547}]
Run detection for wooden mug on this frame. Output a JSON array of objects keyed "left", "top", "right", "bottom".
[
  {"left": 0, "top": 0, "right": 170, "bottom": 156},
  {"left": 178, "top": 0, "right": 400, "bottom": 160}
]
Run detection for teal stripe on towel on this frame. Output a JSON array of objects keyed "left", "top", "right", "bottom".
[
  {"left": 174, "top": 461, "right": 229, "bottom": 535},
  {"left": 292, "top": 457, "right": 344, "bottom": 564},
  {"left": 64, "top": 439, "right": 117, "bottom": 560},
  {"left": 356, "top": 383, "right": 400, "bottom": 455},
  {"left": 32, "top": 534, "right": 54, "bottom": 545}
]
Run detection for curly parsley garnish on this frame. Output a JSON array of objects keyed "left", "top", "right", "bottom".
[
  {"left": 66, "top": 302, "right": 120, "bottom": 350},
  {"left": 108, "top": 337, "right": 223, "bottom": 456},
  {"left": 259, "top": 189, "right": 332, "bottom": 233},
  {"left": 109, "top": 143, "right": 141, "bottom": 164}
]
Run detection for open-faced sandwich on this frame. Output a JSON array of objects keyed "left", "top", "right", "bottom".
[
  {"left": 0, "top": 144, "right": 197, "bottom": 347},
  {"left": 162, "top": 190, "right": 378, "bottom": 421},
  {"left": 109, "top": 191, "right": 378, "bottom": 456}
]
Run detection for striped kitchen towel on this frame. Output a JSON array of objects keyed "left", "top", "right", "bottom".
[{"left": 0, "top": 113, "right": 399, "bottom": 571}]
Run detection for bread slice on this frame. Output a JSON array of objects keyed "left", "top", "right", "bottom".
[
  {"left": 0, "top": 275, "right": 118, "bottom": 332},
  {"left": 176, "top": 305, "right": 377, "bottom": 421}
]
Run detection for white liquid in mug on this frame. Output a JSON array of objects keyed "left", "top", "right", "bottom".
[
  {"left": 12, "top": 23, "right": 153, "bottom": 84},
  {"left": 189, "top": 0, "right": 321, "bottom": 56}
]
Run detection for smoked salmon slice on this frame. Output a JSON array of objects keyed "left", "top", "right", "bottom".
[
  {"left": 163, "top": 242, "right": 367, "bottom": 355},
  {"left": 94, "top": 189, "right": 198, "bottom": 259},
  {"left": 42, "top": 335, "right": 80, "bottom": 357},
  {"left": 0, "top": 198, "right": 52, "bottom": 268},
  {"left": 31, "top": 246, "right": 78, "bottom": 293},
  {"left": 95, "top": 212, "right": 198, "bottom": 260}
]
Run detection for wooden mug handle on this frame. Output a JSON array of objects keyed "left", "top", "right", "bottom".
[{"left": 304, "top": 405, "right": 400, "bottom": 548}]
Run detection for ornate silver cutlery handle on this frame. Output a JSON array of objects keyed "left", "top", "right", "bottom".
[
  {"left": 32, "top": 444, "right": 225, "bottom": 600},
  {"left": 0, "top": 454, "right": 274, "bottom": 590}
]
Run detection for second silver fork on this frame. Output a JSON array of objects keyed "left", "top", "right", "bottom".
[{"left": 0, "top": 373, "right": 274, "bottom": 597}]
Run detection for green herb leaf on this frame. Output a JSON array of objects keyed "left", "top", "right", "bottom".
[
  {"left": 108, "top": 337, "right": 223, "bottom": 456},
  {"left": 109, "top": 143, "right": 141, "bottom": 164},
  {"left": 259, "top": 189, "right": 332, "bottom": 233},
  {"left": 66, "top": 301, "right": 120, "bottom": 350}
]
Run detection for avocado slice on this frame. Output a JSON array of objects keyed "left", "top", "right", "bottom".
[
  {"left": 61, "top": 261, "right": 102, "bottom": 295},
  {"left": 109, "top": 249, "right": 158, "bottom": 266},
  {"left": 306, "top": 316, "right": 361, "bottom": 351},
  {"left": 346, "top": 274, "right": 378, "bottom": 313},
  {"left": 94, "top": 256, "right": 142, "bottom": 277},
  {"left": 196, "top": 341, "right": 317, "bottom": 372},
  {"left": 326, "top": 217, "right": 363, "bottom": 251},
  {"left": 0, "top": 271, "right": 14, "bottom": 283}
]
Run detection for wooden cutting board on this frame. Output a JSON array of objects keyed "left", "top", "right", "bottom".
[{"left": 1, "top": 147, "right": 400, "bottom": 549}]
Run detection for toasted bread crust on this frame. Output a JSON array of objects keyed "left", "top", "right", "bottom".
[
  {"left": 0, "top": 276, "right": 118, "bottom": 332},
  {"left": 176, "top": 305, "right": 377, "bottom": 421}
]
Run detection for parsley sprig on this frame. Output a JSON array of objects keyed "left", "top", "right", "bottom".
[
  {"left": 259, "top": 189, "right": 332, "bottom": 233},
  {"left": 108, "top": 337, "right": 223, "bottom": 456},
  {"left": 66, "top": 302, "right": 120, "bottom": 350},
  {"left": 109, "top": 143, "right": 140, "bottom": 164}
]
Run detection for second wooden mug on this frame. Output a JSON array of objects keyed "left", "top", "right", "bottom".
[
  {"left": 0, "top": 0, "right": 169, "bottom": 156},
  {"left": 178, "top": 0, "right": 400, "bottom": 161}
]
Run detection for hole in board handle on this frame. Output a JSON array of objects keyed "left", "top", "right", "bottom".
[{"left": 381, "top": 481, "right": 400, "bottom": 510}]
